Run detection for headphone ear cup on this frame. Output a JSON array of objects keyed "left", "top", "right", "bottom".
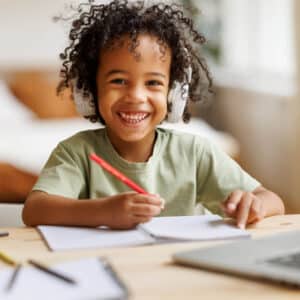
[
  {"left": 167, "top": 81, "right": 189, "bottom": 123},
  {"left": 167, "top": 81, "right": 187, "bottom": 123},
  {"left": 167, "top": 64, "right": 192, "bottom": 123},
  {"left": 72, "top": 86, "right": 96, "bottom": 117}
]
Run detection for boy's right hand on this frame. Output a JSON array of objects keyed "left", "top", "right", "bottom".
[{"left": 100, "top": 192, "right": 164, "bottom": 229}]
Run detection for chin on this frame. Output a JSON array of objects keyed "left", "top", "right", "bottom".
[{"left": 119, "top": 133, "right": 148, "bottom": 143}]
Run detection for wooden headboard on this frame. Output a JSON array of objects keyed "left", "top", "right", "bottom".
[{"left": 8, "top": 70, "right": 78, "bottom": 119}]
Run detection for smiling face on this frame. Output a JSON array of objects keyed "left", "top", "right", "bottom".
[{"left": 96, "top": 34, "right": 171, "bottom": 151}]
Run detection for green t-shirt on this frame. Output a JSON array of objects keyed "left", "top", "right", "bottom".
[{"left": 33, "top": 128, "right": 260, "bottom": 216}]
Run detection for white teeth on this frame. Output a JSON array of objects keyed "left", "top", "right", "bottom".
[{"left": 119, "top": 112, "right": 148, "bottom": 123}]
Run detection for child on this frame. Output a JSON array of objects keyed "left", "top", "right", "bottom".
[{"left": 22, "top": 0, "right": 284, "bottom": 229}]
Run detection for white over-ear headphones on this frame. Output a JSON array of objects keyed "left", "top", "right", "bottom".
[
  {"left": 167, "top": 64, "right": 192, "bottom": 123},
  {"left": 72, "top": 56, "right": 192, "bottom": 123},
  {"left": 72, "top": 81, "right": 96, "bottom": 118}
]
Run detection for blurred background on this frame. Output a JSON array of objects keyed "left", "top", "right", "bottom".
[{"left": 0, "top": 0, "right": 299, "bottom": 225}]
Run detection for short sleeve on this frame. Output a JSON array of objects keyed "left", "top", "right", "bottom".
[
  {"left": 196, "top": 139, "right": 260, "bottom": 215},
  {"left": 32, "top": 143, "right": 87, "bottom": 198}
]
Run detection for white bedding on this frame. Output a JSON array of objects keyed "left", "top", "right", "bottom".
[{"left": 0, "top": 79, "right": 34, "bottom": 121}]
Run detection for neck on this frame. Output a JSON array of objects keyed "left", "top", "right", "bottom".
[{"left": 107, "top": 131, "right": 156, "bottom": 163}]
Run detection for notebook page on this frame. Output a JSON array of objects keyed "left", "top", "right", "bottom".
[
  {"left": 0, "top": 257, "right": 127, "bottom": 300},
  {"left": 38, "top": 225, "right": 154, "bottom": 251},
  {"left": 139, "top": 215, "right": 250, "bottom": 241}
]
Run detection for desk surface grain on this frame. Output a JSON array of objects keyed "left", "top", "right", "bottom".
[{"left": 1, "top": 214, "right": 300, "bottom": 300}]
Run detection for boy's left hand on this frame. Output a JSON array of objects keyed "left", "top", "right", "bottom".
[{"left": 221, "top": 189, "right": 266, "bottom": 229}]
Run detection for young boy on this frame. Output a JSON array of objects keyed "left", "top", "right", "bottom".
[{"left": 22, "top": 0, "right": 284, "bottom": 229}]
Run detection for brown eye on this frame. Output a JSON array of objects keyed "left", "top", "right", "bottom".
[
  {"left": 146, "top": 80, "right": 162, "bottom": 86},
  {"left": 110, "top": 78, "right": 127, "bottom": 85}
]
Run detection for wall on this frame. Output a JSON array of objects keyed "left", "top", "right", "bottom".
[
  {"left": 0, "top": 0, "right": 82, "bottom": 71},
  {"left": 289, "top": 0, "right": 300, "bottom": 212}
]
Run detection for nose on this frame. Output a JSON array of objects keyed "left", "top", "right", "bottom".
[{"left": 125, "top": 83, "right": 147, "bottom": 103}]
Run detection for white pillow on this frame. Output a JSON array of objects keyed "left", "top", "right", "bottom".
[
  {"left": 0, "top": 80, "right": 34, "bottom": 121},
  {"left": 0, "top": 118, "right": 99, "bottom": 174}
]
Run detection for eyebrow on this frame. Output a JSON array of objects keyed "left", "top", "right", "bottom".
[
  {"left": 146, "top": 72, "right": 166, "bottom": 79},
  {"left": 105, "top": 70, "right": 128, "bottom": 78},
  {"left": 105, "top": 70, "right": 166, "bottom": 79}
]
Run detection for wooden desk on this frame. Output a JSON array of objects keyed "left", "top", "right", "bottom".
[{"left": 1, "top": 215, "right": 300, "bottom": 299}]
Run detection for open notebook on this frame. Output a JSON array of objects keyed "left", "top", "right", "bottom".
[
  {"left": 37, "top": 215, "right": 250, "bottom": 251},
  {"left": 0, "top": 257, "right": 128, "bottom": 300}
]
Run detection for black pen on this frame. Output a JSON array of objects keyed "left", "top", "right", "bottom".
[
  {"left": 5, "top": 264, "right": 22, "bottom": 292},
  {"left": 28, "top": 259, "right": 77, "bottom": 285}
]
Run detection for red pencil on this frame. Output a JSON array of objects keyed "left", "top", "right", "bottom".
[{"left": 90, "top": 153, "right": 148, "bottom": 194}]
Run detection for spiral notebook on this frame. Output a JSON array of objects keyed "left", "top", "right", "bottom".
[{"left": 37, "top": 215, "right": 250, "bottom": 251}]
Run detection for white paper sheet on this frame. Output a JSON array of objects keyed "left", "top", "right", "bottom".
[
  {"left": 38, "top": 215, "right": 249, "bottom": 252},
  {"left": 139, "top": 215, "right": 250, "bottom": 241},
  {"left": 38, "top": 225, "right": 155, "bottom": 251},
  {"left": 0, "top": 257, "right": 127, "bottom": 300}
]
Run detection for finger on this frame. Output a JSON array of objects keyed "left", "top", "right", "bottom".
[
  {"left": 222, "top": 190, "right": 244, "bottom": 216},
  {"left": 158, "top": 197, "right": 165, "bottom": 209},
  {"left": 236, "top": 192, "right": 253, "bottom": 229},
  {"left": 134, "top": 194, "right": 164, "bottom": 207},
  {"left": 131, "top": 203, "right": 161, "bottom": 217},
  {"left": 131, "top": 215, "right": 152, "bottom": 225},
  {"left": 247, "top": 198, "right": 264, "bottom": 224},
  {"left": 147, "top": 194, "right": 165, "bottom": 209}
]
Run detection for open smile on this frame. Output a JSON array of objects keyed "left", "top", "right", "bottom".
[{"left": 118, "top": 112, "right": 150, "bottom": 124}]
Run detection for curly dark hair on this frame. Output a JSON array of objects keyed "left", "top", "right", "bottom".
[{"left": 57, "top": 0, "right": 213, "bottom": 123}]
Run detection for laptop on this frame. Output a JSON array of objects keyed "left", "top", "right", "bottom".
[{"left": 173, "top": 230, "right": 300, "bottom": 287}]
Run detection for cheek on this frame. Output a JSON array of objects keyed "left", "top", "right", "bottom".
[
  {"left": 97, "top": 97, "right": 110, "bottom": 121},
  {"left": 161, "top": 98, "right": 168, "bottom": 114},
  {"left": 154, "top": 94, "right": 168, "bottom": 116},
  {"left": 98, "top": 100, "right": 111, "bottom": 119},
  {"left": 97, "top": 90, "right": 117, "bottom": 115}
]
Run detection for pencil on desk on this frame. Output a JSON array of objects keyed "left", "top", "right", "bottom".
[
  {"left": 101, "top": 257, "right": 130, "bottom": 298},
  {"left": 5, "top": 264, "right": 22, "bottom": 292},
  {"left": 28, "top": 259, "right": 77, "bottom": 285},
  {"left": 0, "top": 251, "right": 17, "bottom": 266}
]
